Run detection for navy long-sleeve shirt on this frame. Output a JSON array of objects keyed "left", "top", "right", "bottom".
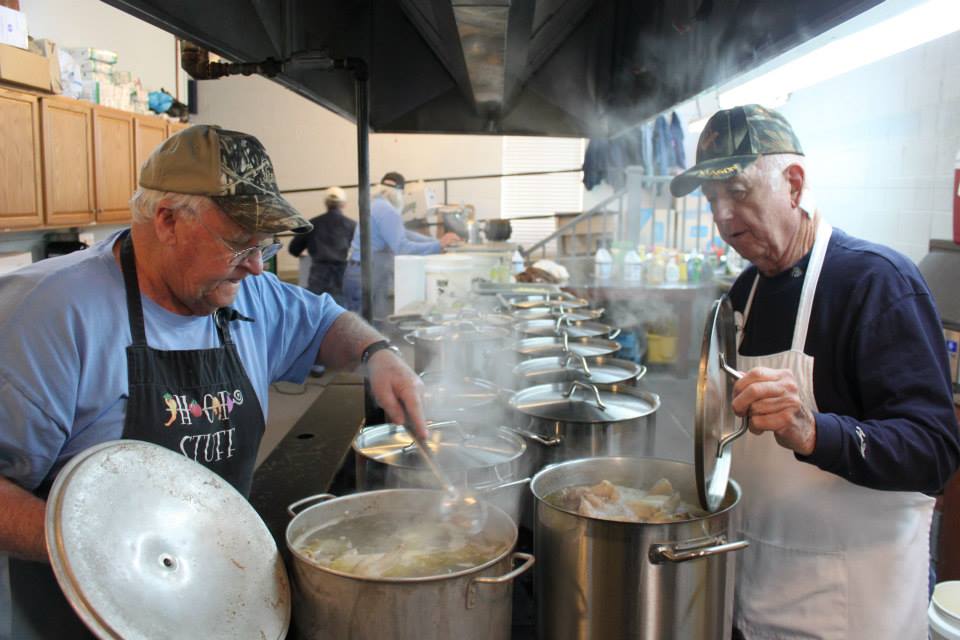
[{"left": 729, "top": 227, "right": 960, "bottom": 493}]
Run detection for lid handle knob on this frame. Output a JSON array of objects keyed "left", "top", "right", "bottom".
[{"left": 563, "top": 380, "right": 606, "bottom": 410}]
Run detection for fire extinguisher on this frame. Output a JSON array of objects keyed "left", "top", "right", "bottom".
[{"left": 954, "top": 148, "right": 960, "bottom": 244}]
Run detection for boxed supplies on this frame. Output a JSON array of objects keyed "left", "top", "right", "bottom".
[
  {"left": 0, "top": 5, "right": 27, "bottom": 49},
  {"left": 28, "top": 38, "right": 62, "bottom": 94},
  {"left": 65, "top": 47, "right": 118, "bottom": 64},
  {"left": 0, "top": 43, "right": 52, "bottom": 91},
  {"left": 78, "top": 59, "right": 113, "bottom": 74}
]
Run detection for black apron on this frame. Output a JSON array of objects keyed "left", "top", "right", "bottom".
[{"left": 9, "top": 233, "right": 266, "bottom": 639}]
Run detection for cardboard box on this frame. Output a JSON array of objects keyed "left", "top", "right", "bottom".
[
  {"left": 0, "top": 43, "right": 54, "bottom": 91},
  {"left": 28, "top": 37, "right": 62, "bottom": 94},
  {"left": 0, "top": 5, "right": 27, "bottom": 49}
]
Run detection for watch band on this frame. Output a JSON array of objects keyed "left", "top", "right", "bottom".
[{"left": 361, "top": 339, "right": 400, "bottom": 365}]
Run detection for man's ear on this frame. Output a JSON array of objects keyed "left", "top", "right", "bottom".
[
  {"left": 784, "top": 163, "right": 806, "bottom": 209},
  {"left": 153, "top": 204, "right": 180, "bottom": 246}
]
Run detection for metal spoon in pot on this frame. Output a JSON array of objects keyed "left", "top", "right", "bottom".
[{"left": 403, "top": 424, "right": 487, "bottom": 535}]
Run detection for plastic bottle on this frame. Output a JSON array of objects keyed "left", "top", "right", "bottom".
[
  {"left": 594, "top": 243, "right": 613, "bottom": 281},
  {"left": 645, "top": 247, "right": 664, "bottom": 285},
  {"left": 623, "top": 247, "right": 643, "bottom": 283},
  {"left": 687, "top": 253, "right": 702, "bottom": 284},
  {"left": 511, "top": 249, "right": 525, "bottom": 275},
  {"left": 700, "top": 253, "right": 714, "bottom": 282},
  {"left": 664, "top": 253, "right": 680, "bottom": 284},
  {"left": 677, "top": 253, "right": 688, "bottom": 283}
]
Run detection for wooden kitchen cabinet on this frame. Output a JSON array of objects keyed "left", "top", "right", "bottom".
[
  {"left": 40, "top": 96, "right": 96, "bottom": 226},
  {"left": 134, "top": 115, "right": 167, "bottom": 177},
  {"left": 93, "top": 106, "right": 136, "bottom": 223},
  {"left": 0, "top": 87, "right": 44, "bottom": 229}
]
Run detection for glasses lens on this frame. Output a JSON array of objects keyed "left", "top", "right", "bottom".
[{"left": 260, "top": 242, "right": 282, "bottom": 262}]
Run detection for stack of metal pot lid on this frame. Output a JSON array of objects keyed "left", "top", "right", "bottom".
[
  {"left": 45, "top": 440, "right": 290, "bottom": 640},
  {"left": 695, "top": 296, "right": 750, "bottom": 512},
  {"left": 405, "top": 321, "right": 510, "bottom": 343},
  {"left": 354, "top": 422, "right": 526, "bottom": 474},
  {"left": 513, "top": 352, "right": 646, "bottom": 387},
  {"left": 514, "top": 317, "right": 619, "bottom": 340},
  {"left": 510, "top": 380, "right": 659, "bottom": 423},
  {"left": 514, "top": 334, "right": 621, "bottom": 359},
  {"left": 510, "top": 306, "right": 604, "bottom": 322},
  {"left": 420, "top": 373, "right": 502, "bottom": 417},
  {"left": 508, "top": 295, "right": 590, "bottom": 310}
]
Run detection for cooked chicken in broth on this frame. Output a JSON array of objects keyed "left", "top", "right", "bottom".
[
  {"left": 297, "top": 511, "right": 507, "bottom": 578},
  {"left": 546, "top": 479, "right": 706, "bottom": 523}
]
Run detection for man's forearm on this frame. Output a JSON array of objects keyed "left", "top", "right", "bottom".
[
  {"left": 0, "top": 475, "right": 48, "bottom": 562},
  {"left": 317, "top": 311, "right": 386, "bottom": 370}
]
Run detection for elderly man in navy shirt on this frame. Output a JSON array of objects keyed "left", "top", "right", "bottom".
[{"left": 671, "top": 105, "right": 960, "bottom": 640}]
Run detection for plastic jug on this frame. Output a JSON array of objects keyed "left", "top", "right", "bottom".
[
  {"left": 664, "top": 253, "right": 680, "bottom": 284},
  {"left": 511, "top": 250, "right": 525, "bottom": 275},
  {"left": 623, "top": 248, "right": 643, "bottom": 283},
  {"left": 594, "top": 244, "right": 613, "bottom": 281}
]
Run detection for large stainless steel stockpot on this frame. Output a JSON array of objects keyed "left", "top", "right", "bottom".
[
  {"left": 513, "top": 335, "right": 621, "bottom": 360},
  {"left": 419, "top": 372, "right": 505, "bottom": 422},
  {"left": 404, "top": 321, "right": 510, "bottom": 378},
  {"left": 286, "top": 489, "right": 534, "bottom": 640},
  {"left": 508, "top": 380, "right": 660, "bottom": 470},
  {"left": 531, "top": 457, "right": 746, "bottom": 640}
]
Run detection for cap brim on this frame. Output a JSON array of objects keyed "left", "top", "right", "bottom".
[
  {"left": 669, "top": 154, "right": 761, "bottom": 197},
  {"left": 211, "top": 193, "right": 313, "bottom": 234}
]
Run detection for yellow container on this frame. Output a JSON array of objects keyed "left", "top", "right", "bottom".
[{"left": 646, "top": 333, "right": 677, "bottom": 364}]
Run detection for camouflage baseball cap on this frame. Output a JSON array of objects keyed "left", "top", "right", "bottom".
[
  {"left": 669, "top": 105, "right": 804, "bottom": 197},
  {"left": 139, "top": 125, "right": 312, "bottom": 234}
]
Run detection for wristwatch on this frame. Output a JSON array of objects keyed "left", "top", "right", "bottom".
[{"left": 361, "top": 339, "right": 401, "bottom": 366}]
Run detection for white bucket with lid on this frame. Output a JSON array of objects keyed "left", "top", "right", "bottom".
[{"left": 930, "top": 581, "right": 960, "bottom": 639}]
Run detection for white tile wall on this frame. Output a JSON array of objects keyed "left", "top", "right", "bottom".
[{"left": 777, "top": 30, "right": 960, "bottom": 263}]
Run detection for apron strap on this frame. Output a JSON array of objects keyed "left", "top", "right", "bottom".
[
  {"left": 119, "top": 233, "right": 148, "bottom": 346},
  {"left": 791, "top": 219, "right": 832, "bottom": 352}
]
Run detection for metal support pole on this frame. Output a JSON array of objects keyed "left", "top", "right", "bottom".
[
  {"left": 443, "top": 179, "right": 449, "bottom": 205},
  {"left": 354, "top": 62, "right": 373, "bottom": 323}
]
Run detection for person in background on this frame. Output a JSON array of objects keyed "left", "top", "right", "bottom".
[
  {"left": 0, "top": 125, "right": 426, "bottom": 639},
  {"left": 342, "top": 172, "right": 460, "bottom": 322},
  {"left": 670, "top": 105, "right": 960, "bottom": 639},
  {"left": 288, "top": 186, "right": 356, "bottom": 307}
]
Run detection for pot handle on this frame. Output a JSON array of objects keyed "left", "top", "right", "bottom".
[
  {"left": 563, "top": 352, "right": 592, "bottom": 378},
  {"left": 563, "top": 380, "right": 606, "bottom": 410},
  {"left": 635, "top": 364, "right": 648, "bottom": 382},
  {"left": 477, "top": 476, "right": 531, "bottom": 495},
  {"left": 502, "top": 425, "right": 562, "bottom": 447},
  {"left": 554, "top": 314, "right": 573, "bottom": 334},
  {"left": 717, "top": 352, "right": 750, "bottom": 458},
  {"left": 466, "top": 552, "right": 536, "bottom": 609},
  {"left": 286, "top": 493, "right": 336, "bottom": 518},
  {"left": 648, "top": 536, "right": 749, "bottom": 565},
  {"left": 403, "top": 332, "right": 416, "bottom": 345},
  {"left": 608, "top": 328, "right": 622, "bottom": 340}
]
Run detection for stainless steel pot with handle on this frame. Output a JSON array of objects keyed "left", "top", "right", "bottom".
[
  {"left": 512, "top": 352, "right": 646, "bottom": 389},
  {"left": 514, "top": 316, "right": 620, "bottom": 340},
  {"left": 286, "top": 490, "right": 534, "bottom": 640},
  {"left": 404, "top": 321, "right": 510, "bottom": 378},
  {"left": 507, "top": 380, "right": 660, "bottom": 473},
  {"left": 531, "top": 456, "right": 746, "bottom": 640}
]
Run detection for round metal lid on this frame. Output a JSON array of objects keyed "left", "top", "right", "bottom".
[
  {"left": 695, "top": 296, "right": 742, "bottom": 512},
  {"left": 509, "top": 296, "right": 589, "bottom": 310},
  {"left": 513, "top": 354, "right": 645, "bottom": 386},
  {"left": 419, "top": 374, "right": 501, "bottom": 415},
  {"left": 509, "top": 381, "right": 659, "bottom": 423},
  {"left": 45, "top": 440, "right": 290, "bottom": 640},
  {"left": 516, "top": 319, "right": 614, "bottom": 339},
  {"left": 353, "top": 422, "right": 526, "bottom": 471},
  {"left": 511, "top": 307, "right": 603, "bottom": 322},
  {"left": 407, "top": 322, "right": 509, "bottom": 342},
  {"left": 514, "top": 336, "right": 621, "bottom": 359}
]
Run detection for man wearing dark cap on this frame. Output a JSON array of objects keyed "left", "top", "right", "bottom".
[
  {"left": 672, "top": 105, "right": 959, "bottom": 638},
  {"left": 343, "top": 171, "right": 460, "bottom": 321},
  {"left": 0, "top": 125, "right": 428, "bottom": 638}
]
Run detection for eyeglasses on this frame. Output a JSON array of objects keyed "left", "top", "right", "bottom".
[{"left": 195, "top": 214, "right": 282, "bottom": 266}]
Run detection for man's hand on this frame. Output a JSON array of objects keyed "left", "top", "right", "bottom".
[
  {"left": 731, "top": 367, "right": 817, "bottom": 455},
  {"left": 366, "top": 349, "right": 428, "bottom": 440},
  {"left": 439, "top": 232, "right": 461, "bottom": 248}
]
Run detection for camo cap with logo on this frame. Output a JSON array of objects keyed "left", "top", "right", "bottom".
[
  {"left": 669, "top": 104, "right": 804, "bottom": 198},
  {"left": 139, "top": 124, "right": 312, "bottom": 234}
]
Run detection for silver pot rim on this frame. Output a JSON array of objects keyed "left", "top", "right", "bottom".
[
  {"left": 530, "top": 456, "right": 741, "bottom": 525},
  {"left": 285, "top": 489, "right": 517, "bottom": 584}
]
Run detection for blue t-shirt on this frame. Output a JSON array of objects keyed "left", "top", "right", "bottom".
[
  {"left": 348, "top": 197, "right": 440, "bottom": 259},
  {"left": 729, "top": 227, "right": 960, "bottom": 493},
  {"left": 0, "top": 231, "right": 345, "bottom": 491}
]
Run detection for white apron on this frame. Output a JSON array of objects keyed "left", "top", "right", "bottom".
[{"left": 732, "top": 219, "right": 933, "bottom": 640}]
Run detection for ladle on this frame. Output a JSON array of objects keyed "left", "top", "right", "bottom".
[{"left": 403, "top": 424, "right": 487, "bottom": 534}]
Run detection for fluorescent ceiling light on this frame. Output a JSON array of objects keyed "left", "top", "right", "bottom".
[{"left": 719, "top": 0, "right": 960, "bottom": 108}]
